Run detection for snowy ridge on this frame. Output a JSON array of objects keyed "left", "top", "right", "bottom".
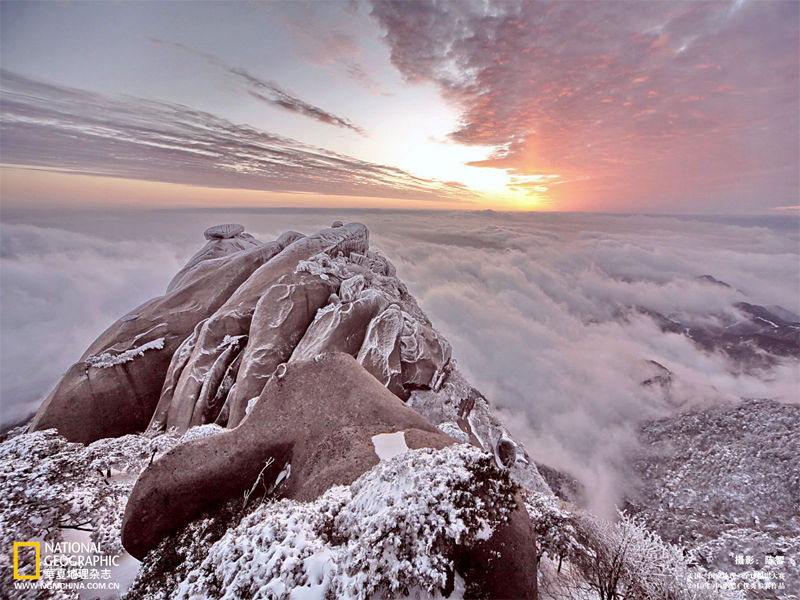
[
  {"left": 628, "top": 399, "right": 800, "bottom": 599},
  {"left": 128, "top": 445, "right": 516, "bottom": 600}
]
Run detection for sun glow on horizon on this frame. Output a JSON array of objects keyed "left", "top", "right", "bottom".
[{"left": 0, "top": 163, "right": 561, "bottom": 212}]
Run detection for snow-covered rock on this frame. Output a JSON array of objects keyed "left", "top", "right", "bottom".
[
  {"left": 19, "top": 222, "right": 558, "bottom": 599},
  {"left": 29, "top": 227, "right": 300, "bottom": 443},
  {"left": 127, "top": 445, "right": 523, "bottom": 600},
  {"left": 121, "top": 353, "right": 456, "bottom": 560}
]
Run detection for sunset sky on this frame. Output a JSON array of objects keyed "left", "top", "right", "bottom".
[{"left": 1, "top": 0, "right": 798, "bottom": 213}]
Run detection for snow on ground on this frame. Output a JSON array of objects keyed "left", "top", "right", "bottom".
[
  {"left": 129, "top": 444, "right": 516, "bottom": 600},
  {"left": 0, "top": 424, "right": 225, "bottom": 599},
  {"left": 371, "top": 431, "right": 409, "bottom": 461}
]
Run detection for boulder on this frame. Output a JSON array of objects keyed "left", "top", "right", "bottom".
[
  {"left": 29, "top": 228, "right": 299, "bottom": 443},
  {"left": 122, "top": 353, "right": 452, "bottom": 559},
  {"left": 224, "top": 272, "right": 337, "bottom": 427},
  {"left": 166, "top": 224, "right": 267, "bottom": 292},
  {"left": 156, "top": 222, "right": 369, "bottom": 432},
  {"left": 290, "top": 287, "right": 391, "bottom": 362},
  {"left": 204, "top": 224, "right": 246, "bottom": 239}
]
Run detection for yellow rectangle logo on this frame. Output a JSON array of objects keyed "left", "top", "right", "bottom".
[{"left": 13, "top": 542, "right": 40, "bottom": 580}]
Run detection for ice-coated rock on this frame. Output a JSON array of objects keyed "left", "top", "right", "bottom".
[
  {"left": 189, "top": 334, "right": 246, "bottom": 427},
  {"left": 399, "top": 314, "right": 452, "bottom": 390},
  {"left": 154, "top": 223, "right": 369, "bottom": 433},
  {"left": 408, "top": 369, "right": 550, "bottom": 493},
  {"left": 339, "top": 274, "right": 366, "bottom": 302},
  {"left": 167, "top": 224, "right": 268, "bottom": 292},
  {"left": 292, "top": 253, "right": 452, "bottom": 399},
  {"left": 290, "top": 288, "right": 391, "bottom": 362},
  {"left": 30, "top": 226, "right": 298, "bottom": 443},
  {"left": 495, "top": 435, "right": 517, "bottom": 469},
  {"left": 357, "top": 306, "right": 405, "bottom": 397},
  {"left": 148, "top": 318, "right": 207, "bottom": 429},
  {"left": 224, "top": 272, "right": 337, "bottom": 427}
]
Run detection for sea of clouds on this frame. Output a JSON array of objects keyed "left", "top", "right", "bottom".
[{"left": 2, "top": 208, "right": 797, "bottom": 513}]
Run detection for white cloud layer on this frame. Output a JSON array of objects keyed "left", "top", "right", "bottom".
[{"left": 2, "top": 210, "right": 797, "bottom": 513}]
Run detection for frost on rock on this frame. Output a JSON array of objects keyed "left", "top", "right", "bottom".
[
  {"left": 245, "top": 396, "right": 259, "bottom": 415},
  {"left": 295, "top": 251, "right": 424, "bottom": 324},
  {"left": 85, "top": 337, "right": 165, "bottom": 368},
  {"left": 356, "top": 306, "right": 404, "bottom": 396},
  {"left": 179, "top": 424, "right": 225, "bottom": 444},
  {"left": 0, "top": 428, "right": 187, "bottom": 598},
  {"left": 220, "top": 334, "right": 246, "bottom": 349},
  {"left": 130, "top": 445, "right": 516, "bottom": 600},
  {"left": 292, "top": 248, "right": 452, "bottom": 399},
  {"left": 339, "top": 274, "right": 366, "bottom": 302},
  {"left": 408, "top": 369, "right": 550, "bottom": 494},
  {"left": 436, "top": 421, "right": 469, "bottom": 443},
  {"left": 290, "top": 287, "right": 391, "bottom": 362}
]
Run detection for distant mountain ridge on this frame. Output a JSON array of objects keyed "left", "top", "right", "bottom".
[{"left": 632, "top": 275, "right": 800, "bottom": 370}]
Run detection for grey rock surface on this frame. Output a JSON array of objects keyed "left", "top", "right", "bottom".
[
  {"left": 122, "top": 353, "right": 453, "bottom": 559},
  {"left": 30, "top": 228, "right": 299, "bottom": 443},
  {"left": 158, "top": 223, "right": 369, "bottom": 432},
  {"left": 166, "top": 224, "right": 265, "bottom": 293}
]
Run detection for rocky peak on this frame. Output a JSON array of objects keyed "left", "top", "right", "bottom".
[{"left": 25, "top": 222, "right": 549, "bottom": 597}]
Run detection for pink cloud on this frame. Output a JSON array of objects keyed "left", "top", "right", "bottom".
[{"left": 371, "top": 0, "right": 799, "bottom": 212}]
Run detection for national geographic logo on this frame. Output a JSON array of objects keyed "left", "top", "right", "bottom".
[
  {"left": 13, "top": 542, "right": 40, "bottom": 580},
  {"left": 11, "top": 540, "right": 123, "bottom": 593}
]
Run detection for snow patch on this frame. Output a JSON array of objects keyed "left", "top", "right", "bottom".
[
  {"left": 275, "top": 462, "right": 291, "bottom": 488},
  {"left": 180, "top": 423, "right": 224, "bottom": 443},
  {"left": 436, "top": 421, "right": 469, "bottom": 443},
  {"left": 371, "top": 431, "right": 409, "bottom": 461},
  {"left": 219, "top": 334, "right": 246, "bottom": 348}
]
